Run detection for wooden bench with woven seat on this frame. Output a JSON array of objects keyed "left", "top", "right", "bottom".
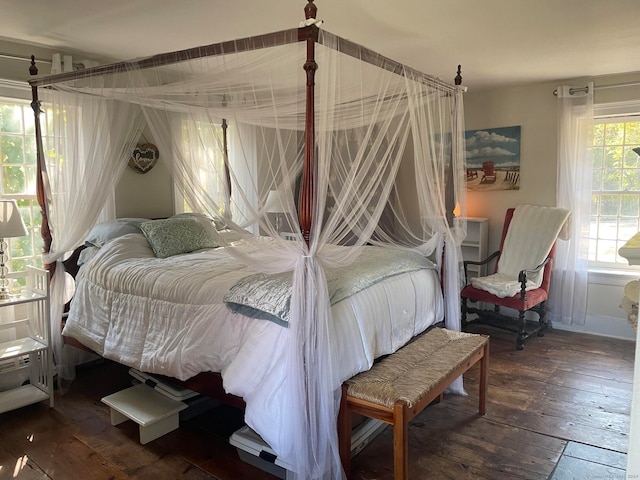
[{"left": 337, "top": 327, "right": 489, "bottom": 480}]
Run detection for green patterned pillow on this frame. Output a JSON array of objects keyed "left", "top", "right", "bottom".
[{"left": 140, "top": 217, "right": 219, "bottom": 258}]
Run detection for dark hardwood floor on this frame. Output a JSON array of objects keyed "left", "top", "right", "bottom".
[{"left": 0, "top": 326, "right": 634, "bottom": 479}]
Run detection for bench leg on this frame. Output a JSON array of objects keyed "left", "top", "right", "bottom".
[
  {"left": 338, "top": 385, "right": 352, "bottom": 479},
  {"left": 393, "top": 400, "right": 409, "bottom": 480},
  {"left": 479, "top": 340, "right": 489, "bottom": 415}
]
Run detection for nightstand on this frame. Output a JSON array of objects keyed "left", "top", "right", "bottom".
[
  {"left": 461, "top": 217, "right": 489, "bottom": 280},
  {"left": 0, "top": 266, "right": 53, "bottom": 414}
]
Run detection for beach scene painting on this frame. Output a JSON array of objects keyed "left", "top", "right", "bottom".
[{"left": 465, "top": 125, "right": 521, "bottom": 191}]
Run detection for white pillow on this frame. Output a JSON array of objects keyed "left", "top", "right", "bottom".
[{"left": 84, "top": 218, "right": 149, "bottom": 247}]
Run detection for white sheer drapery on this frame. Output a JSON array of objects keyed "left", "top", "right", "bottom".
[
  {"left": 35, "top": 23, "right": 466, "bottom": 480},
  {"left": 548, "top": 84, "right": 593, "bottom": 326},
  {"left": 39, "top": 89, "right": 143, "bottom": 380}
]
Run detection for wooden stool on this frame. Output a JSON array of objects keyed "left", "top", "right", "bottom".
[
  {"left": 338, "top": 328, "right": 489, "bottom": 480},
  {"left": 102, "top": 383, "right": 187, "bottom": 444}
]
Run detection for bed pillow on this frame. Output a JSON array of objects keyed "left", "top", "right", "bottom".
[
  {"left": 77, "top": 246, "right": 101, "bottom": 266},
  {"left": 173, "top": 212, "right": 227, "bottom": 231},
  {"left": 171, "top": 212, "right": 221, "bottom": 235},
  {"left": 84, "top": 218, "right": 150, "bottom": 248},
  {"left": 140, "top": 217, "right": 219, "bottom": 258}
]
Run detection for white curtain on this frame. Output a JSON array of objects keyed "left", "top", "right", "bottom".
[
  {"left": 548, "top": 83, "right": 593, "bottom": 326},
  {"left": 39, "top": 89, "right": 144, "bottom": 381},
  {"left": 38, "top": 25, "right": 466, "bottom": 480}
]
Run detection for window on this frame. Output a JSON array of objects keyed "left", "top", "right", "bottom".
[
  {"left": 0, "top": 99, "right": 43, "bottom": 271},
  {"left": 588, "top": 115, "right": 640, "bottom": 268},
  {"left": 174, "top": 120, "right": 229, "bottom": 216}
]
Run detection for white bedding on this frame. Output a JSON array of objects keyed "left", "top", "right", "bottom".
[{"left": 63, "top": 232, "right": 443, "bottom": 456}]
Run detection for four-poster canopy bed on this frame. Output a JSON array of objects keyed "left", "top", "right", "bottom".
[{"left": 27, "top": 1, "right": 468, "bottom": 478}]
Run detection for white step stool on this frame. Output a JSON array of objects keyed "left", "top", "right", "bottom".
[{"left": 101, "top": 383, "right": 188, "bottom": 444}]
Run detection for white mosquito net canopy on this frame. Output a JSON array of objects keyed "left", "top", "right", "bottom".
[{"left": 31, "top": 6, "right": 467, "bottom": 478}]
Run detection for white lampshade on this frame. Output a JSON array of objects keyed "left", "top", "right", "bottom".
[
  {"left": 0, "top": 200, "right": 27, "bottom": 238},
  {"left": 265, "top": 190, "right": 287, "bottom": 214}
]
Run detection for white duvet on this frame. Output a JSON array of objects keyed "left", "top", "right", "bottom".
[{"left": 63, "top": 233, "right": 443, "bottom": 457}]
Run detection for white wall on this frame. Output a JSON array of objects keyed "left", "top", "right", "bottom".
[
  {"left": 115, "top": 156, "right": 174, "bottom": 219},
  {"left": 464, "top": 73, "right": 640, "bottom": 340}
]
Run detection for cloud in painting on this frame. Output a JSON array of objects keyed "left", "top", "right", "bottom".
[
  {"left": 466, "top": 130, "right": 517, "bottom": 147},
  {"left": 464, "top": 126, "right": 521, "bottom": 164},
  {"left": 467, "top": 146, "right": 515, "bottom": 159}
]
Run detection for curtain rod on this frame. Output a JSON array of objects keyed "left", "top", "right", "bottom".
[
  {"left": 553, "top": 80, "right": 640, "bottom": 96},
  {"left": 0, "top": 52, "right": 51, "bottom": 64}
]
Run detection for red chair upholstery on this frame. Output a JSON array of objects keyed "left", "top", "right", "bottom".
[{"left": 461, "top": 208, "right": 556, "bottom": 350}]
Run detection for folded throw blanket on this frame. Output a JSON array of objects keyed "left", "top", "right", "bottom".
[{"left": 471, "top": 205, "right": 570, "bottom": 298}]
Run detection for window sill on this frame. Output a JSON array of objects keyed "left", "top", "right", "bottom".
[{"left": 588, "top": 268, "right": 640, "bottom": 286}]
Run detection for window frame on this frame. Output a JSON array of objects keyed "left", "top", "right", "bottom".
[
  {"left": 588, "top": 108, "right": 640, "bottom": 272},
  {"left": 0, "top": 94, "right": 44, "bottom": 272}
]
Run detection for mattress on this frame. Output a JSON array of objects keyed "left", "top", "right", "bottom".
[{"left": 63, "top": 232, "right": 443, "bottom": 458}]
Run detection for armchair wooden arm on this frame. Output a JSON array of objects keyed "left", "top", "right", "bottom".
[
  {"left": 517, "top": 256, "right": 551, "bottom": 300},
  {"left": 463, "top": 250, "right": 501, "bottom": 284}
]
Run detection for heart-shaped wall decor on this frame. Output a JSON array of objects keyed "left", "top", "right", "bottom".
[{"left": 129, "top": 143, "right": 159, "bottom": 174}]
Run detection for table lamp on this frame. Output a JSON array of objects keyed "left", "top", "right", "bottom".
[
  {"left": 0, "top": 200, "right": 27, "bottom": 299},
  {"left": 265, "top": 190, "right": 287, "bottom": 233}
]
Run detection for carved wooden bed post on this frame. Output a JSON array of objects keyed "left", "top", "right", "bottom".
[
  {"left": 299, "top": 0, "right": 319, "bottom": 246},
  {"left": 221, "top": 118, "right": 232, "bottom": 217},
  {"left": 29, "top": 57, "right": 53, "bottom": 273},
  {"left": 445, "top": 65, "right": 463, "bottom": 227},
  {"left": 441, "top": 65, "right": 463, "bottom": 291}
]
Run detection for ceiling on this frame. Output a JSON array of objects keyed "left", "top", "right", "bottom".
[{"left": 2, "top": 0, "right": 640, "bottom": 91}]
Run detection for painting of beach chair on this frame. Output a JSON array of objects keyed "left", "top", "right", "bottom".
[{"left": 480, "top": 161, "right": 497, "bottom": 183}]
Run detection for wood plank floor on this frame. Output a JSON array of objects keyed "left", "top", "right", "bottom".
[{"left": 0, "top": 326, "right": 634, "bottom": 479}]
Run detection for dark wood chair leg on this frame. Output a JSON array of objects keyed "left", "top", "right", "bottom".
[
  {"left": 461, "top": 297, "right": 468, "bottom": 324},
  {"left": 516, "top": 310, "right": 527, "bottom": 350},
  {"left": 535, "top": 301, "right": 548, "bottom": 337}
]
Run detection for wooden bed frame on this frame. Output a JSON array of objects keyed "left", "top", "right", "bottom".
[{"left": 29, "top": 0, "right": 463, "bottom": 423}]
